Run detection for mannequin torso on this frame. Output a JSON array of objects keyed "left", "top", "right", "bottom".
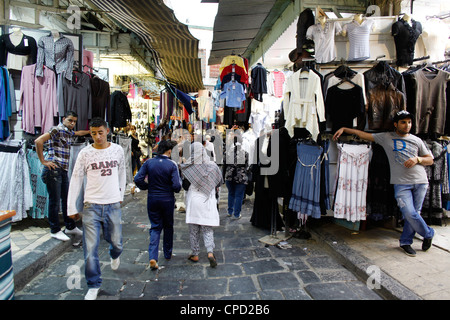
[
  {"left": 51, "top": 30, "right": 60, "bottom": 42},
  {"left": 10, "top": 28, "right": 24, "bottom": 46}
]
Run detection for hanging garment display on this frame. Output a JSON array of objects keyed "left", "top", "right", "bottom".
[
  {"left": 289, "top": 142, "right": 323, "bottom": 219},
  {"left": 26, "top": 149, "right": 49, "bottom": 219},
  {"left": 0, "top": 146, "right": 33, "bottom": 222},
  {"left": 220, "top": 81, "right": 246, "bottom": 108},
  {"left": 36, "top": 33, "right": 74, "bottom": 81},
  {"left": 267, "top": 70, "right": 286, "bottom": 98},
  {"left": 250, "top": 133, "right": 286, "bottom": 230},
  {"left": 20, "top": 64, "right": 58, "bottom": 134},
  {"left": 333, "top": 143, "right": 371, "bottom": 222},
  {"left": 220, "top": 63, "right": 249, "bottom": 85},
  {"left": 251, "top": 63, "right": 267, "bottom": 101},
  {"left": 295, "top": 8, "right": 315, "bottom": 54},
  {"left": 342, "top": 17, "right": 375, "bottom": 61},
  {"left": 367, "top": 83, "right": 407, "bottom": 131},
  {"left": 219, "top": 55, "right": 248, "bottom": 75},
  {"left": 0, "top": 67, "right": 12, "bottom": 141},
  {"left": 111, "top": 90, "right": 132, "bottom": 128},
  {"left": 409, "top": 68, "right": 449, "bottom": 136},
  {"left": 364, "top": 61, "right": 406, "bottom": 94},
  {"left": 421, "top": 18, "right": 449, "bottom": 63},
  {"left": 58, "top": 71, "right": 92, "bottom": 130},
  {"left": 366, "top": 144, "right": 398, "bottom": 221},
  {"left": 392, "top": 16, "right": 422, "bottom": 67},
  {"left": 325, "top": 81, "right": 365, "bottom": 133},
  {"left": 175, "top": 88, "right": 194, "bottom": 115},
  {"left": 83, "top": 49, "right": 95, "bottom": 74},
  {"left": 283, "top": 69, "right": 325, "bottom": 140},
  {"left": 196, "top": 95, "right": 213, "bottom": 122},
  {"left": 305, "top": 20, "right": 342, "bottom": 63},
  {"left": 422, "top": 141, "right": 449, "bottom": 224},
  {"left": 90, "top": 76, "right": 111, "bottom": 124},
  {"left": 320, "top": 138, "right": 331, "bottom": 213},
  {"left": 117, "top": 135, "right": 133, "bottom": 185},
  {"left": 0, "top": 29, "right": 37, "bottom": 70}
]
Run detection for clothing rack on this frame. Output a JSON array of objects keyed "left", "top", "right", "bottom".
[
  {"left": 82, "top": 64, "right": 99, "bottom": 72},
  {"left": 425, "top": 144, "right": 448, "bottom": 226},
  {"left": 432, "top": 59, "right": 450, "bottom": 65},
  {"left": 0, "top": 140, "right": 25, "bottom": 153},
  {"left": 426, "top": 13, "right": 450, "bottom": 20}
]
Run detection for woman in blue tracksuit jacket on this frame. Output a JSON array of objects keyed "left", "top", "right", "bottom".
[{"left": 134, "top": 140, "right": 181, "bottom": 270}]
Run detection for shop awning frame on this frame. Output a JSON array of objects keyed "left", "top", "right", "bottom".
[{"left": 89, "top": 0, "right": 205, "bottom": 93}]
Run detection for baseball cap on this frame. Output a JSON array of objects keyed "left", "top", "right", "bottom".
[{"left": 393, "top": 110, "right": 413, "bottom": 122}]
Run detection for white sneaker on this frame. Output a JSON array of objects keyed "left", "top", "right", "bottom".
[
  {"left": 84, "top": 288, "right": 100, "bottom": 300},
  {"left": 111, "top": 257, "right": 120, "bottom": 270},
  {"left": 51, "top": 231, "right": 70, "bottom": 241},
  {"left": 65, "top": 227, "right": 83, "bottom": 236},
  {"left": 72, "top": 237, "right": 82, "bottom": 247}
]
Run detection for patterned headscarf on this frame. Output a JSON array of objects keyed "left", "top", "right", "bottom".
[{"left": 180, "top": 142, "right": 223, "bottom": 196}]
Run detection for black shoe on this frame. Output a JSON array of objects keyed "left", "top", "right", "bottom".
[
  {"left": 400, "top": 245, "right": 416, "bottom": 257},
  {"left": 422, "top": 237, "right": 433, "bottom": 251}
]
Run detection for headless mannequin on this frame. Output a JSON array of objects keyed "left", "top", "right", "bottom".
[
  {"left": 402, "top": 13, "right": 412, "bottom": 26},
  {"left": 353, "top": 14, "right": 364, "bottom": 25},
  {"left": 198, "top": 89, "right": 209, "bottom": 97},
  {"left": 318, "top": 15, "right": 327, "bottom": 29},
  {"left": 341, "top": 14, "right": 374, "bottom": 37},
  {"left": 9, "top": 27, "right": 24, "bottom": 46},
  {"left": 51, "top": 29, "right": 60, "bottom": 42}
]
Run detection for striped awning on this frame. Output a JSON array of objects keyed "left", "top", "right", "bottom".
[{"left": 90, "top": 0, "right": 204, "bottom": 93}]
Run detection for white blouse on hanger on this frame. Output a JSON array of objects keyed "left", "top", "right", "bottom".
[{"left": 283, "top": 70, "right": 325, "bottom": 140}]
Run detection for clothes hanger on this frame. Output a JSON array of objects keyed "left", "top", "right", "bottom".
[{"left": 336, "top": 76, "right": 357, "bottom": 87}]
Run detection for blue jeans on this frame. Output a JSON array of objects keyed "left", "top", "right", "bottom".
[
  {"left": 82, "top": 202, "right": 123, "bottom": 289},
  {"left": 394, "top": 184, "right": 435, "bottom": 246},
  {"left": 41, "top": 167, "right": 76, "bottom": 233},
  {"left": 226, "top": 181, "right": 246, "bottom": 217},
  {"left": 147, "top": 197, "right": 175, "bottom": 261}
]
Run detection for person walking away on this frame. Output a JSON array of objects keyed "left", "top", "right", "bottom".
[
  {"left": 204, "top": 134, "right": 216, "bottom": 162},
  {"left": 35, "top": 111, "right": 89, "bottom": 242},
  {"left": 333, "top": 110, "right": 435, "bottom": 257},
  {"left": 180, "top": 142, "right": 223, "bottom": 267},
  {"left": 134, "top": 140, "right": 181, "bottom": 270},
  {"left": 224, "top": 130, "right": 250, "bottom": 219},
  {"left": 129, "top": 125, "right": 142, "bottom": 175},
  {"left": 67, "top": 117, "right": 127, "bottom": 300}
]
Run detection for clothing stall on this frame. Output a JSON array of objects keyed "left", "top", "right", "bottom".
[
  {"left": 244, "top": 11, "right": 450, "bottom": 235},
  {"left": 0, "top": 26, "right": 141, "bottom": 221}
]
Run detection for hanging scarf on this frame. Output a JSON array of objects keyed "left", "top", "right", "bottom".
[{"left": 180, "top": 142, "right": 223, "bottom": 196}]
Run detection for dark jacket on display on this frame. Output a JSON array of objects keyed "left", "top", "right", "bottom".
[
  {"left": 392, "top": 18, "right": 422, "bottom": 67},
  {"left": 0, "top": 34, "right": 37, "bottom": 66},
  {"left": 368, "top": 83, "right": 407, "bottom": 131},
  {"left": 110, "top": 90, "right": 132, "bottom": 128}
]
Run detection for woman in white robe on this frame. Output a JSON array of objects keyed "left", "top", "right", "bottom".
[{"left": 180, "top": 142, "right": 223, "bottom": 267}]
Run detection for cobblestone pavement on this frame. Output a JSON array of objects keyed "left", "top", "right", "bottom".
[{"left": 14, "top": 188, "right": 382, "bottom": 301}]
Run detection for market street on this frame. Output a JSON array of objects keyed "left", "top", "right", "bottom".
[{"left": 14, "top": 188, "right": 382, "bottom": 300}]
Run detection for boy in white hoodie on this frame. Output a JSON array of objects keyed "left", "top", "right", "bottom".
[{"left": 67, "top": 117, "right": 126, "bottom": 300}]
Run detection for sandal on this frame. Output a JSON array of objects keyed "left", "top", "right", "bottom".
[
  {"left": 208, "top": 253, "right": 217, "bottom": 268},
  {"left": 188, "top": 255, "right": 199, "bottom": 262}
]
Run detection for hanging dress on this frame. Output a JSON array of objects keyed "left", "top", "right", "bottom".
[
  {"left": 333, "top": 143, "right": 371, "bottom": 222},
  {"left": 289, "top": 142, "right": 323, "bottom": 219}
]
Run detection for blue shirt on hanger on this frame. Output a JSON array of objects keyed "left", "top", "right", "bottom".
[{"left": 220, "top": 81, "right": 246, "bottom": 108}]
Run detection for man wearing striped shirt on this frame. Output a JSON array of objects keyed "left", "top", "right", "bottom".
[{"left": 35, "top": 111, "right": 90, "bottom": 242}]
